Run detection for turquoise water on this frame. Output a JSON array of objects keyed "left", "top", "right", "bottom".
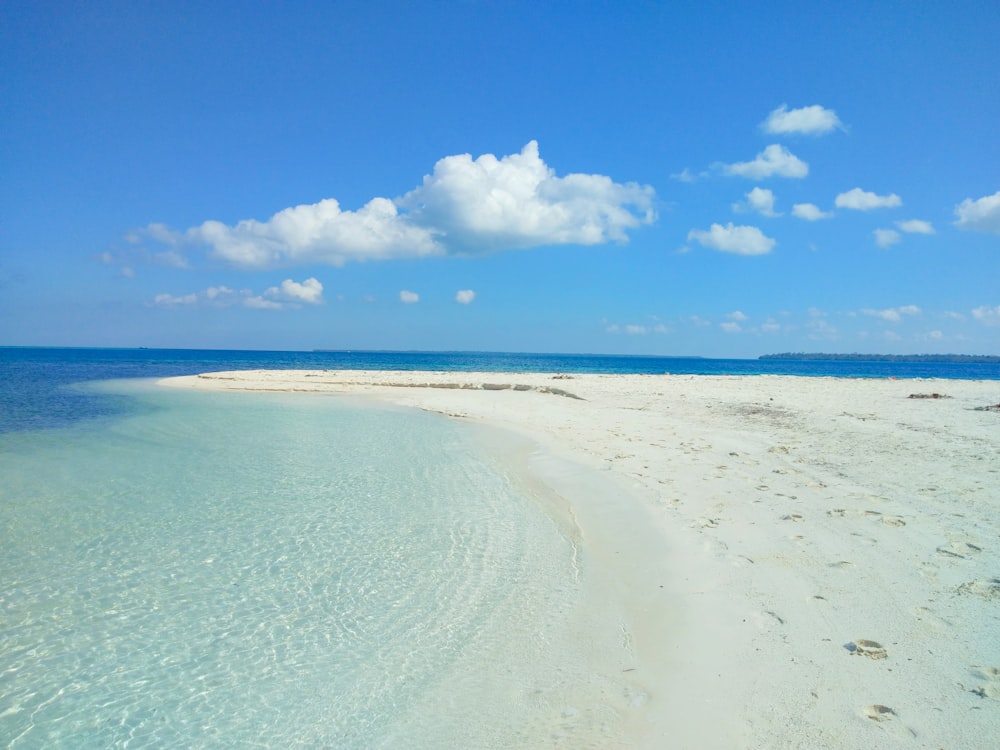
[{"left": 1, "top": 381, "right": 633, "bottom": 748}]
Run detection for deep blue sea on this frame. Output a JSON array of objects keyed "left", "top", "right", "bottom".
[{"left": 1, "top": 347, "right": 998, "bottom": 747}]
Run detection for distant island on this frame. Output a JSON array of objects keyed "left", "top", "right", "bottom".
[{"left": 760, "top": 353, "right": 1000, "bottom": 363}]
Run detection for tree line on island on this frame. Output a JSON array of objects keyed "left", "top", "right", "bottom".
[{"left": 759, "top": 353, "right": 1000, "bottom": 363}]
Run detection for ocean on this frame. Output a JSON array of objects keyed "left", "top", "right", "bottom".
[{"left": 2, "top": 347, "right": 998, "bottom": 748}]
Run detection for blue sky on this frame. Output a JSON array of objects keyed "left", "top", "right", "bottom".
[{"left": 2, "top": 1, "right": 998, "bottom": 356}]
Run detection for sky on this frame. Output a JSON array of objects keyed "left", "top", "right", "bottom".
[{"left": 1, "top": 0, "right": 998, "bottom": 357}]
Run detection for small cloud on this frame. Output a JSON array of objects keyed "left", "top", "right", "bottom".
[
  {"left": 625, "top": 324, "right": 648, "bottom": 335},
  {"left": 792, "top": 203, "right": 834, "bottom": 221},
  {"left": 153, "top": 292, "right": 198, "bottom": 307},
  {"left": 266, "top": 277, "right": 324, "bottom": 305},
  {"left": 971, "top": 304, "right": 1000, "bottom": 325},
  {"left": 733, "top": 187, "right": 780, "bottom": 217},
  {"left": 874, "top": 228, "right": 901, "bottom": 248},
  {"left": 728, "top": 310, "right": 748, "bottom": 321},
  {"left": 761, "top": 319, "right": 781, "bottom": 334},
  {"left": 455, "top": 289, "right": 475, "bottom": 304},
  {"left": 671, "top": 167, "right": 700, "bottom": 183},
  {"left": 954, "top": 190, "right": 1000, "bottom": 233},
  {"left": 400, "top": 290, "right": 420, "bottom": 304},
  {"left": 862, "top": 305, "right": 920, "bottom": 322},
  {"left": 687, "top": 223, "right": 776, "bottom": 256},
  {"left": 720, "top": 321, "right": 742, "bottom": 334},
  {"left": 761, "top": 104, "right": 843, "bottom": 136},
  {"left": 896, "top": 219, "right": 934, "bottom": 234},
  {"left": 154, "top": 277, "right": 322, "bottom": 310},
  {"left": 944, "top": 310, "right": 965, "bottom": 321},
  {"left": 689, "top": 315, "right": 711, "bottom": 328},
  {"left": 243, "top": 296, "right": 285, "bottom": 310},
  {"left": 807, "top": 318, "right": 839, "bottom": 340},
  {"left": 835, "top": 188, "right": 902, "bottom": 211},
  {"left": 718, "top": 144, "right": 808, "bottom": 179}
]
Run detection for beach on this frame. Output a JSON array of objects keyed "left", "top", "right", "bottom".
[{"left": 163, "top": 370, "right": 1000, "bottom": 748}]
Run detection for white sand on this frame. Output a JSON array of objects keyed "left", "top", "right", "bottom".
[{"left": 162, "top": 370, "right": 1000, "bottom": 748}]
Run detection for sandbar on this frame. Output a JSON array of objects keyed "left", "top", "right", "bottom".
[{"left": 161, "top": 370, "right": 1000, "bottom": 748}]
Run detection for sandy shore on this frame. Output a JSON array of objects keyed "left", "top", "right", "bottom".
[{"left": 162, "top": 370, "right": 1000, "bottom": 748}]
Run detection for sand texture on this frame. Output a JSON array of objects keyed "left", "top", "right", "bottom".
[{"left": 162, "top": 370, "right": 1000, "bottom": 748}]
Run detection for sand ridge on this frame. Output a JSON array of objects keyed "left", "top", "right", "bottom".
[{"left": 162, "top": 370, "right": 1000, "bottom": 748}]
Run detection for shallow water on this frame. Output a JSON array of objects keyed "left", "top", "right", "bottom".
[{"left": 0, "top": 380, "right": 646, "bottom": 748}]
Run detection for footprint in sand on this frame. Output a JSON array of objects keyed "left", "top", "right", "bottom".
[
  {"left": 781, "top": 513, "right": 804, "bottom": 522},
  {"left": 957, "top": 578, "right": 1000, "bottom": 600},
  {"left": 936, "top": 540, "right": 983, "bottom": 559},
  {"left": 862, "top": 704, "right": 916, "bottom": 738},
  {"left": 845, "top": 639, "right": 888, "bottom": 659},
  {"left": 863, "top": 704, "right": 896, "bottom": 721},
  {"left": 969, "top": 666, "right": 1000, "bottom": 700}
]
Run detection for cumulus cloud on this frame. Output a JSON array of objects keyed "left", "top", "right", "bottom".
[
  {"left": 792, "top": 203, "right": 834, "bottom": 221},
  {"left": 687, "top": 223, "right": 776, "bottom": 255},
  {"left": 137, "top": 142, "right": 656, "bottom": 270},
  {"left": 728, "top": 310, "right": 748, "bottom": 321},
  {"left": 835, "top": 188, "right": 902, "bottom": 210},
  {"left": 954, "top": 191, "right": 1000, "bottom": 233},
  {"left": 455, "top": 289, "right": 475, "bottom": 304},
  {"left": 399, "top": 290, "right": 420, "bottom": 304},
  {"left": 972, "top": 305, "right": 1000, "bottom": 325},
  {"left": 896, "top": 219, "right": 934, "bottom": 234},
  {"left": 266, "top": 277, "right": 324, "bottom": 305},
  {"left": 862, "top": 305, "right": 921, "bottom": 322},
  {"left": 733, "top": 187, "right": 780, "bottom": 217},
  {"left": 874, "top": 228, "right": 901, "bottom": 248},
  {"left": 153, "top": 278, "right": 323, "bottom": 310},
  {"left": 762, "top": 104, "right": 843, "bottom": 136},
  {"left": 718, "top": 144, "right": 808, "bottom": 179}
]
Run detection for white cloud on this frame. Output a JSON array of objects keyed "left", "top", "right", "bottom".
[
  {"left": 835, "top": 188, "right": 902, "bottom": 210},
  {"left": 762, "top": 104, "right": 843, "bottom": 136},
  {"left": 719, "top": 144, "right": 808, "bottom": 179},
  {"left": 135, "top": 142, "right": 656, "bottom": 270},
  {"left": 265, "top": 277, "right": 324, "bottom": 305},
  {"left": 153, "top": 292, "right": 198, "bottom": 307},
  {"left": 896, "top": 219, "right": 934, "bottom": 234},
  {"left": 862, "top": 305, "right": 921, "bottom": 322},
  {"left": 954, "top": 191, "right": 1000, "bottom": 233},
  {"left": 720, "top": 321, "right": 742, "bottom": 333},
  {"left": 728, "top": 310, "right": 748, "bottom": 321},
  {"left": 455, "top": 289, "right": 475, "bottom": 304},
  {"left": 944, "top": 310, "right": 965, "bottom": 321},
  {"left": 399, "top": 290, "right": 420, "bottom": 304},
  {"left": 792, "top": 203, "right": 834, "bottom": 221},
  {"left": 154, "top": 277, "right": 323, "bottom": 310},
  {"left": 243, "top": 296, "right": 284, "bottom": 310},
  {"left": 687, "top": 223, "right": 776, "bottom": 255},
  {"left": 761, "top": 319, "right": 781, "bottom": 334},
  {"left": 733, "top": 187, "right": 780, "bottom": 217},
  {"left": 874, "top": 228, "right": 901, "bottom": 248},
  {"left": 972, "top": 305, "right": 1000, "bottom": 325}
]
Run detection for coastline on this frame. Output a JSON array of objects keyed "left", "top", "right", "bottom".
[{"left": 161, "top": 370, "right": 1000, "bottom": 748}]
